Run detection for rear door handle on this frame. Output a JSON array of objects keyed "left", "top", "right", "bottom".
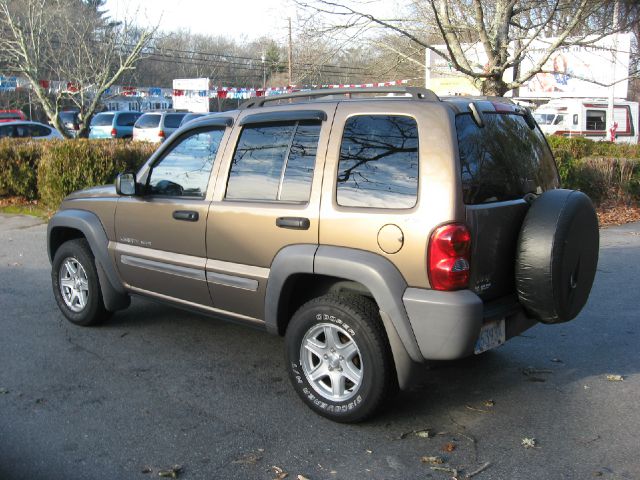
[
  {"left": 276, "top": 217, "right": 310, "bottom": 230},
  {"left": 173, "top": 210, "right": 199, "bottom": 222}
]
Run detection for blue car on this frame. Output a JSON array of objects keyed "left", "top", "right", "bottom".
[{"left": 89, "top": 111, "right": 142, "bottom": 139}]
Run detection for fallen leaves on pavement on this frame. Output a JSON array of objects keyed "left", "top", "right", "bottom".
[
  {"left": 521, "top": 437, "right": 537, "bottom": 449},
  {"left": 271, "top": 466, "right": 288, "bottom": 479},
  {"left": 606, "top": 374, "right": 624, "bottom": 382}
]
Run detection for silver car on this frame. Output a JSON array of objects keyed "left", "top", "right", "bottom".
[
  {"left": 0, "top": 121, "right": 64, "bottom": 140},
  {"left": 132, "top": 111, "right": 187, "bottom": 143}
]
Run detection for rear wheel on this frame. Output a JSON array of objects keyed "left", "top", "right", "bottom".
[
  {"left": 285, "top": 294, "right": 396, "bottom": 422},
  {"left": 52, "top": 239, "right": 111, "bottom": 326}
]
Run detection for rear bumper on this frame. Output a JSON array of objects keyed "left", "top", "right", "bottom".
[{"left": 403, "top": 288, "right": 537, "bottom": 360}]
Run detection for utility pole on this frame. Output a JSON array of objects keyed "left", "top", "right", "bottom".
[
  {"left": 261, "top": 53, "right": 266, "bottom": 90},
  {"left": 607, "top": 0, "right": 620, "bottom": 142},
  {"left": 288, "top": 17, "right": 293, "bottom": 87}
]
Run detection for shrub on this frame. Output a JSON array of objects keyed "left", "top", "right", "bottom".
[
  {"left": 547, "top": 137, "right": 640, "bottom": 204},
  {"left": 0, "top": 139, "right": 43, "bottom": 200},
  {"left": 37, "top": 140, "right": 156, "bottom": 208}
]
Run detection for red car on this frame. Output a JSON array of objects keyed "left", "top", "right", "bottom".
[{"left": 0, "top": 110, "right": 26, "bottom": 123}]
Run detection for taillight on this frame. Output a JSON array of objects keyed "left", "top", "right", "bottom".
[
  {"left": 111, "top": 128, "right": 117, "bottom": 137},
  {"left": 158, "top": 130, "right": 165, "bottom": 138},
  {"left": 428, "top": 223, "right": 471, "bottom": 291}
]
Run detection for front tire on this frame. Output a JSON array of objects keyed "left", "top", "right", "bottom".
[
  {"left": 52, "top": 238, "right": 111, "bottom": 326},
  {"left": 285, "top": 294, "right": 396, "bottom": 422}
]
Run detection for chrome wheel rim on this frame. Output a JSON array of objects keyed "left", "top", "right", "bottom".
[
  {"left": 59, "top": 257, "right": 89, "bottom": 313},
  {"left": 300, "top": 322, "right": 363, "bottom": 402}
]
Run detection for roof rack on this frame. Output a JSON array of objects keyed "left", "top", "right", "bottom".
[{"left": 240, "top": 86, "right": 440, "bottom": 109}]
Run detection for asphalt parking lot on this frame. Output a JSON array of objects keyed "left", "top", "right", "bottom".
[{"left": 0, "top": 213, "right": 638, "bottom": 480}]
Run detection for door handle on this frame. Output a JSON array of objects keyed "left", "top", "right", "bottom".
[
  {"left": 173, "top": 210, "right": 199, "bottom": 222},
  {"left": 276, "top": 217, "right": 310, "bottom": 230}
]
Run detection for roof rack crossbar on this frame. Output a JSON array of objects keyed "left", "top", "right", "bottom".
[{"left": 240, "top": 86, "right": 440, "bottom": 109}]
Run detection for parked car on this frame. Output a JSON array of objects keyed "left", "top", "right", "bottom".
[
  {"left": 89, "top": 111, "right": 143, "bottom": 139},
  {"left": 47, "top": 87, "right": 600, "bottom": 423},
  {"left": 0, "top": 120, "right": 63, "bottom": 139},
  {"left": 0, "top": 109, "right": 26, "bottom": 123},
  {"left": 133, "top": 111, "right": 187, "bottom": 142},
  {"left": 59, "top": 110, "right": 81, "bottom": 137},
  {"left": 179, "top": 112, "right": 207, "bottom": 126}
]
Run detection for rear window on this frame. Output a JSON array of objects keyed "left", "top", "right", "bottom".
[
  {"left": 91, "top": 113, "right": 114, "bottom": 127},
  {"left": 164, "top": 113, "right": 186, "bottom": 128},
  {"left": 59, "top": 111, "right": 78, "bottom": 123},
  {"left": 116, "top": 112, "right": 140, "bottom": 126},
  {"left": 135, "top": 114, "right": 161, "bottom": 128},
  {"left": 456, "top": 113, "right": 559, "bottom": 205}
]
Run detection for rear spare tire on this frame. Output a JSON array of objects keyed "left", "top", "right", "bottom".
[{"left": 516, "top": 189, "right": 599, "bottom": 324}]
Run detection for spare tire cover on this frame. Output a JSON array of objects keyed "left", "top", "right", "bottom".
[{"left": 516, "top": 189, "right": 599, "bottom": 324}]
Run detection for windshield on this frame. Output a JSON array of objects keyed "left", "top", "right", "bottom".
[{"left": 534, "top": 113, "right": 556, "bottom": 125}]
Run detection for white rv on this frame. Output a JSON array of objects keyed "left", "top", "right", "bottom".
[{"left": 534, "top": 98, "right": 639, "bottom": 144}]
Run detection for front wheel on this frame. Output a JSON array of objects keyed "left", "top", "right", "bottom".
[
  {"left": 51, "top": 238, "right": 111, "bottom": 326},
  {"left": 285, "top": 294, "right": 396, "bottom": 423}
]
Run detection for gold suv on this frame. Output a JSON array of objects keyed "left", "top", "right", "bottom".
[{"left": 47, "top": 87, "right": 600, "bottom": 422}]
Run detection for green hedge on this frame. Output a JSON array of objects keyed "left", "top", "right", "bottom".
[
  {"left": 0, "top": 139, "right": 155, "bottom": 209},
  {"left": 548, "top": 137, "right": 640, "bottom": 203},
  {"left": 37, "top": 140, "right": 155, "bottom": 208},
  {"left": 0, "top": 139, "right": 42, "bottom": 199},
  {"left": 1, "top": 136, "right": 639, "bottom": 211}
]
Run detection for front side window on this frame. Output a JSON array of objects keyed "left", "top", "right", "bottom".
[
  {"left": 336, "top": 115, "right": 419, "bottom": 209},
  {"left": 148, "top": 128, "right": 224, "bottom": 197},
  {"left": 225, "top": 121, "right": 320, "bottom": 202}
]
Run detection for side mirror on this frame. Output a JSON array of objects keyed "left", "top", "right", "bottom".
[{"left": 115, "top": 172, "right": 136, "bottom": 196}]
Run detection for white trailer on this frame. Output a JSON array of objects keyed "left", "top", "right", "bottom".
[{"left": 534, "top": 98, "right": 639, "bottom": 144}]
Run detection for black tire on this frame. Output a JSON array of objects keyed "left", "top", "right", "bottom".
[
  {"left": 51, "top": 238, "right": 111, "bottom": 326},
  {"left": 285, "top": 294, "right": 396, "bottom": 423},
  {"left": 516, "top": 189, "right": 599, "bottom": 324}
]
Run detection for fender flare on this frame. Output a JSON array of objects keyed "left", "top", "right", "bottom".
[
  {"left": 265, "top": 245, "right": 422, "bottom": 389},
  {"left": 48, "top": 209, "right": 130, "bottom": 311}
]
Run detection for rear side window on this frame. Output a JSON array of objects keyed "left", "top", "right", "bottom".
[
  {"left": 164, "top": 113, "right": 186, "bottom": 128},
  {"left": 29, "top": 125, "right": 51, "bottom": 137},
  {"left": 116, "top": 113, "right": 140, "bottom": 126},
  {"left": 135, "top": 114, "right": 161, "bottom": 128},
  {"left": 91, "top": 113, "right": 114, "bottom": 127},
  {"left": 456, "top": 113, "right": 559, "bottom": 205},
  {"left": 225, "top": 121, "right": 320, "bottom": 202},
  {"left": 586, "top": 110, "right": 606, "bottom": 130},
  {"left": 337, "top": 115, "right": 419, "bottom": 209}
]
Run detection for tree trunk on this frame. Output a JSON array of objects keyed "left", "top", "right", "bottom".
[{"left": 480, "top": 76, "right": 510, "bottom": 96}]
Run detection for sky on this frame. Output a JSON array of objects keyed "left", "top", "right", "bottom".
[{"left": 103, "top": 0, "right": 297, "bottom": 41}]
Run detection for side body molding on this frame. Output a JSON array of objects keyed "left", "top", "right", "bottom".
[
  {"left": 313, "top": 246, "right": 423, "bottom": 363},
  {"left": 47, "top": 209, "right": 130, "bottom": 311}
]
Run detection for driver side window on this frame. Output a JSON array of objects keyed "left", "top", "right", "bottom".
[{"left": 148, "top": 128, "right": 224, "bottom": 197}]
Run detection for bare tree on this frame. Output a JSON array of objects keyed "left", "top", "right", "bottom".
[
  {"left": 0, "top": 0, "right": 155, "bottom": 137},
  {"left": 295, "top": 0, "right": 639, "bottom": 96}
]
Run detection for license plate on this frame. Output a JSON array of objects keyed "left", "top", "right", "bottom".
[{"left": 474, "top": 319, "right": 506, "bottom": 354}]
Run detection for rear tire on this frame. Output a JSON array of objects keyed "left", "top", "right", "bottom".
[
  {"left": 285, "top": 294, "right": 396, "bottom": 423},
  {"left": 516, "top": 189, "right": 599, "bottom": 323},
  {"left": 52, "top": 238, "right": 111, "bottom": 326}
]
